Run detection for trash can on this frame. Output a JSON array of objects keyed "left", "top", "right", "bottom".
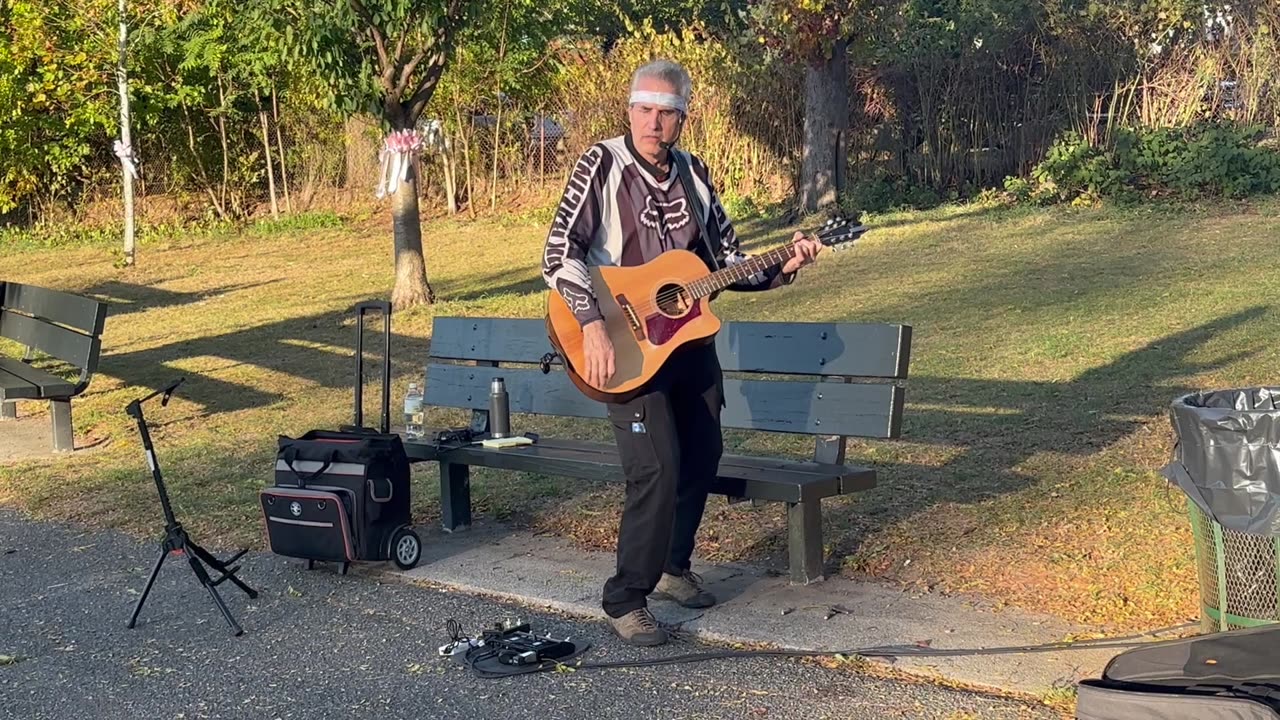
[{"left": 1161, "top": 387, "right": 1280, "bottom": 633}]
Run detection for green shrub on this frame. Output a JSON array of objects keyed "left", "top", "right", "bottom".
[
  {"left": 721, "top": 192, "right": 762, "bottom": 220},
  {"left": 1014, "top": 124, "right": 1280, "bottom": 204},
  {"left": 841, "top": 169, "right": 943, "bottom": 215}
]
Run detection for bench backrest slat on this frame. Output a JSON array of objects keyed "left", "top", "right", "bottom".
[
  {"left": 2, "top": 282, "right": 107, "bottom": 336},
  {"left": 0, "top": 310, "right": 100, "bottom": 371},
  {"left": 429, "top": 317, "right": 911, "bottom": 379},
  {"left": 426, "top": 362, "right": 903, "bottom": 438}
]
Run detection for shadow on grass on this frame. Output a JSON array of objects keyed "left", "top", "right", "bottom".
[
  {"left": 79, "top": 279, "right": 283, "bottom": 320},
  {"left": 97, "top": 302, "right": 431, "bottom": 416},
  {"left": 446, "top": 271, "right": 547, "bottom": 302},
  {"left": 798, "top": 305, "right": 1269, "bottom": 575}
]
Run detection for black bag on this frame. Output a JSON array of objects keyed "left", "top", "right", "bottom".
[
  {"left": 260, "top": 301, "right": 422, "bottom": 573},
  {"left": 1076, "top": 624, "right": 1280, "bottom": 719}
]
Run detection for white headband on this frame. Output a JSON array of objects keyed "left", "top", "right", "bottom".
[{"left": 629, "top": 90, "right": 687, "bottom": 113}]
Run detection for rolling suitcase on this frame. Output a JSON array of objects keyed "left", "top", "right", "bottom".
[{"left": 260, "top": 301, "right": 422, "bottom": 574}]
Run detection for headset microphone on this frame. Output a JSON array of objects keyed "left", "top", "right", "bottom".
[{"left": 659, "top": 113, "right": 687, "bottom": 151}]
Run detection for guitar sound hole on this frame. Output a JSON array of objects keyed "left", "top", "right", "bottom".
[{"left": 654, "top": 283, "right": 692, "bottom": 318}]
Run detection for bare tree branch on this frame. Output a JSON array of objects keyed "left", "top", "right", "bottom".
[
  {"left": 395, "top": 50, "right": 427, "bottom": 99},
  {"left": 348, "top": 0, "right": 395, "bottom": 91},
  {"left": 406, "top": 52, "right": 448, "bottom": 122},
  {"left": 392, "top": 23, "right": 407, "bottom": 70}
]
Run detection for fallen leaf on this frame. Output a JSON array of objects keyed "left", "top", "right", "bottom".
[
  {"left": 286, "top": 586, "right": 303, "bottom": 598},
  {"left": 0, "top": 655, "right": 19, "bottom": 666}
]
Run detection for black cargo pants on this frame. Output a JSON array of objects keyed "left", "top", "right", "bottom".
[{"left": 601, "top": 340, "right": 724, "bottom": 618}]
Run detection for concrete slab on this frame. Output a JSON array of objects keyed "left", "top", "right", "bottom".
[
  {"left": 1, "top": 414, "right": 58, "bottom": 462},
  {"left": 390, "top": 520, "right": 1149, "bottom": 698}
]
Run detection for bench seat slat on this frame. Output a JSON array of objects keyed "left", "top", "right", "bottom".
[
  {"left": 0, "top": 365, "right": 41, "bottom": 400},
  {"left": 428, "top": 317, "right": 912, "bottom": 378},
  {"left": 0, "top": 358, "right": 73, "bottom": 399},
  {"left": 402, "top": 434, "right": 874, "bottom": 503},
  {"left": 426, "top": 362, "right": 903, "bottom": 438}
]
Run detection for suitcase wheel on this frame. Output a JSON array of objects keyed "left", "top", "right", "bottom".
[{"left": 391, "top": 527, "right": 422, "bottom": 570}]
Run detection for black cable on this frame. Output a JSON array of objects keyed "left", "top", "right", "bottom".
[
  {"left": 561, "top": 621, "right": 1196, "bottom": 671},
  {"left": 452, "top": 620, "right": 1197, "bottom": 678}
]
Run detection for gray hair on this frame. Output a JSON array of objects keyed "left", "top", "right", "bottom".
[{"left": 630, "top": 59, "right": 692, "bottom": 108}]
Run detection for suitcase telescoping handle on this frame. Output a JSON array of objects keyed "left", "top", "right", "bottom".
[{"left": 353, "top": 300, "right": 392, "bottom": 434}]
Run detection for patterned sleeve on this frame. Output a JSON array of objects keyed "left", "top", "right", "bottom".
[
  {"left": 690, "top": 156, "right": 794, "bottom": 293},
  {"left": 542, "top": 145, "right": 609, "bottom": 326}
]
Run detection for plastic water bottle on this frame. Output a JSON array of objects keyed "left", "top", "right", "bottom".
[{"left": 404, "top": 382, "right": 425, "bottom": 440}]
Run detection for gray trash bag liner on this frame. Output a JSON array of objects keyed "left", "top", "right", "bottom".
[
  {"left": 1076, "top": 624, "right": 1280, "bottom": 719},
  {"left": 1161, "top": 387, "right": 1280, "bottom": 536}
]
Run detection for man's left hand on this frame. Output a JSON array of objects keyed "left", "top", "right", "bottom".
[{"left": 781, "top": 231, "right": 821, "bottom": 275}]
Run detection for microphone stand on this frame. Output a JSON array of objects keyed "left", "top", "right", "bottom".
[{"left": 125, "top": 377, "right": 258, "bottom": 636}]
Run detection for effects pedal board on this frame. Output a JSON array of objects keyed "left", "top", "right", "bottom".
[{"left": 481, "top": 622, "right": 577, "bottom": 666}]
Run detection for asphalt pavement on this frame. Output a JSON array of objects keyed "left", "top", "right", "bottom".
[{"left": 0, "top": 509, "right": 1061, "bottom": 720}]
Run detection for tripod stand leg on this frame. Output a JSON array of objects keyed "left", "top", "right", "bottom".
[
  {"left": 127, "top": 547, "right": 168, "bottom": 629},
  {"left": 188, "top": 541, "right": 258, "bottom": 599},
  {"left": 188, "top": 554, "right": 243, "bottom": 636}
]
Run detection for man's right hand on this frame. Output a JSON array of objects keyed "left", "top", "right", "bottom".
[{"left": 581, "top": 319, "right": 615, "bottom": 388}]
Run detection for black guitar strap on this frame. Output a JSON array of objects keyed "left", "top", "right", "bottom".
[{"left": 670, "top": 149, "right": 724, "bottom": 272}]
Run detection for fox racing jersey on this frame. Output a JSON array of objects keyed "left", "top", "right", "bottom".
[{"left": 541, "top": 134, "right": 792, "bottom": 326}]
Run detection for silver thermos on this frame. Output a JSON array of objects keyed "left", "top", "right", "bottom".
[{"left": 490, "top": 377, "right": 510, "bottom": 438}]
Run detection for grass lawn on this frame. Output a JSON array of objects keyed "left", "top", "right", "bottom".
[{"left": 2, "top": 197, "right": 1278, "bottom": 633}]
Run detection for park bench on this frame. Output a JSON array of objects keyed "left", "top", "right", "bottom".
[
  {"left": 0, "top": 281, "right": 108, "bottom": 452},
  {"left": 403, "top": 316, "right": 912, "bottom": 584}
]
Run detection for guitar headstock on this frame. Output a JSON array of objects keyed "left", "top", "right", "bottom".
[{"left": 811, "top": 216, "right": 868, "bottom": 252}]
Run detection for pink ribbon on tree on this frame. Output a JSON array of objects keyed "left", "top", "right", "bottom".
[{"left": 376, "top": 129, "right": 423, "bottom": 199}]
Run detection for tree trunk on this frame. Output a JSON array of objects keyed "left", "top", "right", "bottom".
[
  {"left": 800, "top": 40, "right": 849, "bottom": 213},
  {"left": 390, "top": 162, "right": 435, "bottom": 308},
  {"left": 490, "top": 0, "right": 510, "bottom": 211},
  {"left": 443, "top": 139, "right": 458, "bottom": 215},
  {"left": 454, "top": 89, "right": 476, "bottom": 218},
  {"left": 116, "top": 0, "right": 135, "bottom": 267},
  {"left": 271, "top": 83, "right": 292, "bottom": 212},
  {"left": 258, "top": 102, "right": 279, "bottom": 219},
  {"left": 216, "top": 74, "right": 232, "bottom": 215}
]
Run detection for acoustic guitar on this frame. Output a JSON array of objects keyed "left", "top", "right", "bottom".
[{"left": 545, "top": 218, "right": 867, "bottom": 403}]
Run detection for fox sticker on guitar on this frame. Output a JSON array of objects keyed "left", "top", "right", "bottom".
[{"left": 545, "top": 217, "right": 867, "bottom": 403}]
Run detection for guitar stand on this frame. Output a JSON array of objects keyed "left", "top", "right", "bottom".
[{"left": 124, "top": 377, "right": 258, "bottom": 636}]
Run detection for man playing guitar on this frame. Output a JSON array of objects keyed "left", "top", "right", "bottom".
[{"left": 540, "top": 59, "right": 821, "bottom": 646}]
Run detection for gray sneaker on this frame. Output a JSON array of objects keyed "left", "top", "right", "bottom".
[
  {"left": 653, "top": 570, "right": 717, "bottom": 609},
  {"left": 608, "top": 607, "right": 668, "bottom": 646}
]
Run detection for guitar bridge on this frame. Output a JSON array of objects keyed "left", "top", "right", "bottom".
[{"left": 615, "top": 294, "right": 645, "bottom": 342}]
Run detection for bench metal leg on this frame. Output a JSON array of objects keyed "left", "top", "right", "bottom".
[
  {"left": 50, "top": 399, "right": 74, "bottom": 452},
  {"left": 0, "top": 401, "right": 14, "bottom": 420},
  {"left": 440, "top": 461, "right": 471, "bottom": 532},
  {"left": 787, "top": 500, "right": 825, "bottom": 584}
]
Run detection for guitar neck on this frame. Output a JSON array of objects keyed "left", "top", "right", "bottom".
[{"left": 689, "top": 240, "right": 798, "bottom": 298}]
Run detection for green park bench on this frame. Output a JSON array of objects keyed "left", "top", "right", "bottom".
[
  {"left": 0, "top": 281, "right": 108, "bottom": 452},
  {"left": 403, "top": 316, "right": 912, "bottom": 584}
]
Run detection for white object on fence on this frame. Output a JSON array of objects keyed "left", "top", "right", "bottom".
[
  {"left": 422, "top": 118, "right": 449, "bottom": 155},
  {"left": 114, "top": 139, "right": 138, "bottom": 179},
  {"left": 376, "top": 129, "right": 423, "bottom": 199}
]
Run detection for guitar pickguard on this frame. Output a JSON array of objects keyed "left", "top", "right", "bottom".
[{"left": 645, "top": 302, "right": 703, "bottom": 345}]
